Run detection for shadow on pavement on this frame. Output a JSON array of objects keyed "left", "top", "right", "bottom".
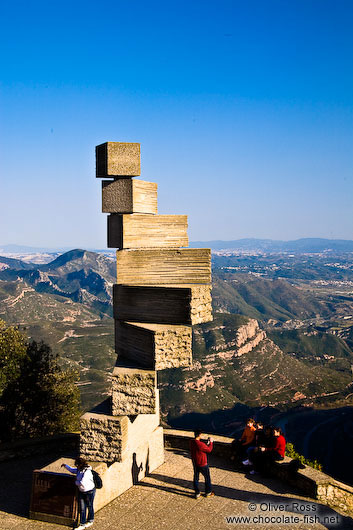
[{"left": 146, "top": 470, "right": 353, "bottom": 530}]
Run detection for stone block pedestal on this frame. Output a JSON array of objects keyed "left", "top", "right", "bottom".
[{"left": 30, "top": 426, "right": 165, "bottom": 523}]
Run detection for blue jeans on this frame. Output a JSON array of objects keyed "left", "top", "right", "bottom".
[
  {"left": 193, "top": 464, "right": 212, "bottom": 494},
  {"left": 79, "top": 488, "right": 95, "bottom": 524}
]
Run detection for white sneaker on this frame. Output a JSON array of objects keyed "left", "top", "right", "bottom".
[
  {"left": 85, "top": 523, "right": 94, "bottom": 528},
  {"left": 242, "top": 459, "right": 250, "bottom": 466},
  {"left": 76, "top": 526, "right": 87, "bottom": 530}
]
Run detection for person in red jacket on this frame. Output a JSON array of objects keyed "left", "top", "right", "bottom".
[
  {"left": 190, "top": 430, "right": 214, "bottom": 498},
  {"left": 251, "top": 427, "right": 286, "bottom": 475},
  {"left": 261, "top": 427, "right": 285, "bottom": 460}
]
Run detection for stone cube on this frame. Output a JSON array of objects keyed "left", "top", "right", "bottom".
[
  {"left": 112, "top": 362, "right": 157, "bottom": 415},
  {"left": 80, "top": 407, "right": 129, "bottom": 464},
  {"left": 102, "top": 179, "right": 158, "bottom": 214},
  {"left": 108, "top": 214, "right": 188, "bottom": 249},
  {"left": 113, "top": 284, "right": 212, "bottom": 325},
  {"left": 116, "top": 248, "right": 211, "bottom": 285},
  {"left": 96, "top": 142, "right": 140, "bottom": 177},
  {"left": 115, "top": 321, "right": 192, "bottom": 369}
]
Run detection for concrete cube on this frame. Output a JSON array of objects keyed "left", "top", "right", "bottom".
[
  {"left": 108, "top": 214, "right": 188, "bottom": 249},
  {"left": 113, "top": 284, "right": 213, "bottom": 325},
  {"left": 115, "top": 321, "right": 192, "bottom": 370},
  {"left": 80, "top": 407, "right": 129, "bottom": 464},
  {"left": 96, "top": 142, "right": 140, "bottom": 177},
  {"left": 112, "top": 362, "right": 157, "bottom": 415},
  {"left": 102, "top": 179, "right": 157, "bottom": 214}
]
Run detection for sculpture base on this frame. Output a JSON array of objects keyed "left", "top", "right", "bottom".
[{"left": 30, "top": 426, "right": 164, "bottom": 525}]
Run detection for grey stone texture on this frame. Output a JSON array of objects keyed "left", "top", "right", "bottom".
[
  {"left": 113, "top": 284, "right": 212, "bottom": 325},
  {"left": 80, "top": 408, "right": 129, "bottom": 463},
  {"left": 111, "top": 363, "right": 157, "bottom": 415},
  {"left": 102, "top": 179, "right": 158, "bottom": 214},
  {"left": 115, "top": 321, "right": 192, "bottom": 369},
  {"left": 96, "top": 142, "right": 140, "bottom": 177}
]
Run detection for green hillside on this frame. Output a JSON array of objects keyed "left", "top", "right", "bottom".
[
  {"left": 1, "top": 249, "right": 353, "bottom": 414},
  {"left": 212, "top": 272, "right": 331, "bottom": 321},
  {"left": 159, "top": 313, "right": 353, "bottom": 424},
  {"left": 268, "top": 328, "right": 353, "bottom": 379}
]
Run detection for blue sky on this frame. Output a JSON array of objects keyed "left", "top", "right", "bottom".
[{"left": 1, "top": 0, "right": 352, "bottom": 248}]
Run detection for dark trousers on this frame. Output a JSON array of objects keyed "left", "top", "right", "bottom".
[
  {"left": 193, "top": 463, "right": 212, "bottom": 494},
  {"left": 232, "top": 440, "right": 252, "bottom": 461},
  {"left": 253, "top": 451, "right": 284, "bottom": 474},
  {"left": 79, "top": 488, "right": 95, "bottom": 524}
]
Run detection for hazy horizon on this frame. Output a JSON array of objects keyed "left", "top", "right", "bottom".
[{"left": 2, "top": 236, "right": 353, "bottom": 255}]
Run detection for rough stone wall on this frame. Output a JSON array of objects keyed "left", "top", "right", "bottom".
[
  {"left": 80, "top": 412, "right": 129, "bottom": 463},
  {"left": 111, "top": 367, "right": 156, "bottom": 415},
  {"left": 189, "top": 284, "right": 213, "bottom": 325},
  {"left": 154, "top": 326, "right": 192, "bottom": 369}
]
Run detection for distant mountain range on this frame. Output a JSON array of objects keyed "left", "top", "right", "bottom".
[
  {"left": 0, "top": 249, "right": 116, "bottom": 318},
  {"left": 2, "top": 238, "right": 353, "bottom": 255},
  {"left": 0, "top": 248, "right": 336, "bottom": 324},
  {"left": 190, "top": 238, "right": 353, "bottom": 252},
  {"left": 0, "top": 244, "right": 71, "bottom": 253}
]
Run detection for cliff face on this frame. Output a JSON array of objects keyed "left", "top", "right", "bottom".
[
  {"left": 159, "top": 314, "right": 268, "bottom": 396},
  {"left": 194, "top": 318, "right": 267, "bottom": 363},
  {"left": 235, "top": 318, "right": 260, "bottom": 346},
  {"left": 159, "top": 312, "right": 351, "bottom": 421}
]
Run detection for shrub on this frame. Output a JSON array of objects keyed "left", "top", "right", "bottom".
[{"left": 285, "top": 442, "right": 322, "bottom": 471}]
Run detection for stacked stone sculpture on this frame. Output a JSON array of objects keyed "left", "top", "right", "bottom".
[
  {"left": 30, "top": 142, "right": 213, "bottom": 521},
  {"left": 80, "top": 142, "right": 212, "bottom": 471}
]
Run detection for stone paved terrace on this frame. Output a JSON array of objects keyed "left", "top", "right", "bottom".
[{"left": 1, "top": 447, "right": 353, "bottom": 530}]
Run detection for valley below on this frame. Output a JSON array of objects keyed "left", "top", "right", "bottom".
[{"left": 1, "top": 244, "right": 353, "bottom": 485}]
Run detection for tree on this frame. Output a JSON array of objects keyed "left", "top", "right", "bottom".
[
  {"left": 0, "top": 325, "right": 80, "bottom": 442},
  {"left": 0, "top": 319, "right": 27, "bottom": 395}
]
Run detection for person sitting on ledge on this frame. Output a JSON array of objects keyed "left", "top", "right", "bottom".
[
  {"left": 250, "top": 426, "right": 286, "bottom": 475},
  {"left": 242, "top": 421, "right": 265, "bottom": 467},
  {"left": 61, "top": 457, "right": 96, "bottom": 530},
  {"left": 190, "top": 429, "right": 214, "bottom": 499},
  {"left": 231, "top": 418, "right": 256, "bottom": 466}
]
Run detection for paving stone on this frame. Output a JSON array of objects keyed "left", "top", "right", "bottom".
[{"left": 1, "top": 448, "right": 351, "bottom": 530}]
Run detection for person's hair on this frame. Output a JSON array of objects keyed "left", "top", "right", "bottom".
[
  {"left": 194, "top": 429, "right": 202, "bottom": 438},
  {"left": 247, "top": 418, "right": 255, "bottom": 424},
  {"left": 75, "top": 457, "right": 89, "bottom": 471},
  {"left": 273, "top": 426, "right": 283, "bottom": 436}
]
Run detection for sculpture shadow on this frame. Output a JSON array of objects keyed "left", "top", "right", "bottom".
[{"left": 131, "top": 452, "right": 143, "bottom": 485}]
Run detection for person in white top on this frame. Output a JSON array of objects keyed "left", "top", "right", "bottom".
[{"left": 61, "top": 457, "right": 96, "bottom": 529}]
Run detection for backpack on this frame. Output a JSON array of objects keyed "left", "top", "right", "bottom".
[{"left": 92, "top": 469, "right": 103, "bottom": 489}]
